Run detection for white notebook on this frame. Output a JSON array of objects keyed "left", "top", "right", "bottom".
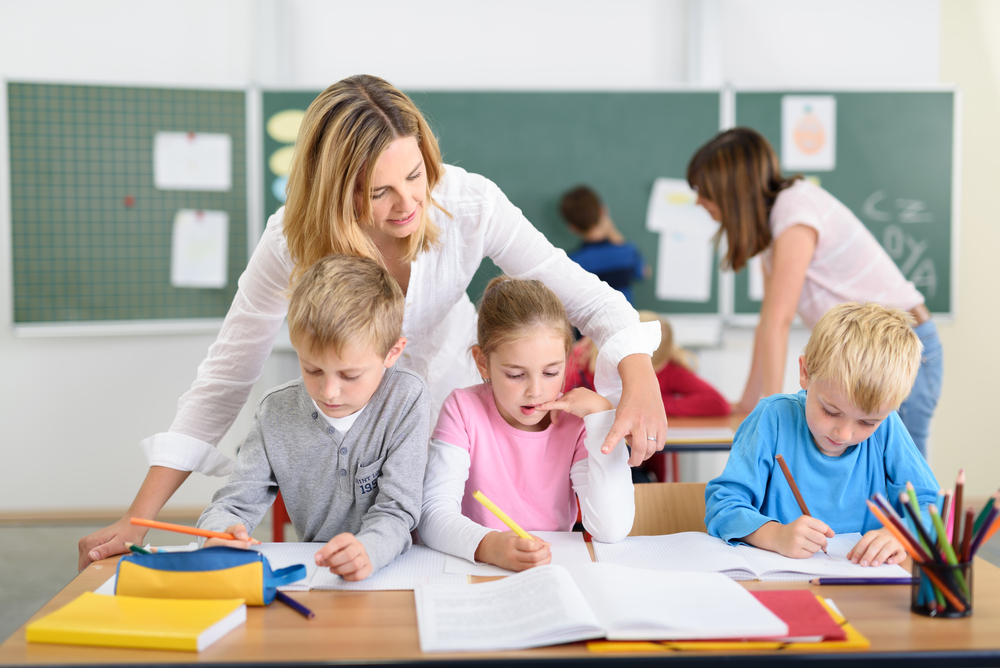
[
  {"left": 592, "top": 531, "right": 910, "bottom": 581},
  {"left": 415, "top": 562, "right": 788, "bottom": 652},
  {"left": 252, "top": 543, "right": 465, "bottom": 591}
]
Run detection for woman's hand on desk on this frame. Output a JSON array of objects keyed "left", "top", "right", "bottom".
[
  {"left": 475, "top": 531, "right": 551, "bottom": 572},
  {"left": 77, "top": 517, "right": 149, "bottom": 571},
  {"left": 315, "top": 533, "right": 373, "bottom": 581}
]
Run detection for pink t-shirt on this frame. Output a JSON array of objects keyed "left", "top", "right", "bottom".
[
  {"left": 763, "top": 180, "right": 924, "bottom": 329},
  {"left": 432, "top": 384, "right": 589, "bottom": 533}
]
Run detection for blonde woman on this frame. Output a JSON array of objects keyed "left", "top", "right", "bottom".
[{"left": 79, "top": 74, "right": 664, "bottom": 569}]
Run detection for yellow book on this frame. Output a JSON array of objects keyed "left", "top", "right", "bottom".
[{"left": 26, "top": 592, "right": 246, "bottom": 652}]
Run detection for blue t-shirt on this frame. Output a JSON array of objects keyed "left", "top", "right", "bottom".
[
  {"left": 705, "top": 391, "right": 939, "bottom": 544},
  {"left": 569, "top": 240, "right": 646, "bottom": 304}
]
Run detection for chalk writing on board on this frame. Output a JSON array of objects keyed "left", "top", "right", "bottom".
[
  {"left": 883, "top": 224, "right": 936, "bottom": 298},
  {"left": 863, "top": 191, "right": 934, "bottom": 224}
]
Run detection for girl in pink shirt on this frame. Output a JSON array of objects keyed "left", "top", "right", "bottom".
[
  {"left": 419, "top": 277, "right": 654, "bottom": 571},
  {"left": 686, "top": 128, "right": 941, "bottom": 457}
]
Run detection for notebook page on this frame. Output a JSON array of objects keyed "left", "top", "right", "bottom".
[
  {"left": 591, "top": 532, "right": 757, "bottom": 580},
  {"left": 568, "top": 562, "right": 788, "bottom": 640},
  {"left": 414, "top": 564, "right": 603, "bottom": 652},
  {"left": 252, "top": 542, "right": 323, "bottom": 591},
  {"left": 736, "top": 533, "right": 910, "bottom": 581},
  {"left": 444, "top": 531, "right": 593, "bottom": 577},
  {"left": 310, "top": 545, "right": 465, "bottom": 590}
]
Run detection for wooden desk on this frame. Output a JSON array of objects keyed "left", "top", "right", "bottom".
[
  {"left": 649, "top": 412, "right": 747, "bottom": 482},
  {"left": 2, "top": 555, "right": 999, "bottom": 666}
]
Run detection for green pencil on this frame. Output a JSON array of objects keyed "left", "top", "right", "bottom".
[
  {"left": 125, "top": 542, "right": 155, "bottom": 555},
  {"left": 928, "top": 504, "right": 971, "bottom": 601},
  {"left": 973, "top": 493, "right": 997, "bottom": 535}
]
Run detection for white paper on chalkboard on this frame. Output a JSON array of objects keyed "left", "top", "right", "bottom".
[
  {"left": 154, "top": 132, "right": 232, "bottom": 191},
  {"left": 781, "top": 96, "right": 836, "bottom": 171},
  {"left": 646, "top": 178, "right": 716, "bottom": 302},
  {"left": 748, "top": 255, "right": 765, "bottom": 301},
  {"left": 171, "top": 209, "right": 229, "bottom": 288}
]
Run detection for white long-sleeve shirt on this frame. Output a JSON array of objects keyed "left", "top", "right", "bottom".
[
  {"left": 418, "top": 408, "right": 635, "bottom": 563},
  {"left": 141, "top": 165, "right": 654, "bottom": 475}
]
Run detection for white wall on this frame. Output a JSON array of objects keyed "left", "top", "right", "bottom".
[{"left": 0, "top": 0, "right": 952, "bottom": 514}]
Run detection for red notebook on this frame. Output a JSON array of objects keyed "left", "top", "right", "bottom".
[{"left": 749, "top": 590, "right": 846, "bottom": 642}]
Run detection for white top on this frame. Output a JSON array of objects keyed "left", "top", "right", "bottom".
[
  {"left": 140, "top": 165, "right": 651, "bottom": 476},
  {"left": 762, "top": 180, "right": 924, "bottom": 329},
  {"left": 418, "top": 409, "right": 635, "bottom": 563}
]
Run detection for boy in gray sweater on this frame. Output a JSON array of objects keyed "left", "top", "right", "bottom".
[{"left": 199, "top": 254, "right": 430, "bottom": 581}]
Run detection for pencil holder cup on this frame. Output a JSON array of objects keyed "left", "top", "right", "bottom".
[{"left": 911, "top": 561, "right": 973, "bottom": 618}]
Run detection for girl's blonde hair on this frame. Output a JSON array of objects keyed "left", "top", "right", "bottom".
[
  {"left": 283, "top": 74, "right": 447, "bottom": 287},
  {"left": 580, "top": 311, "right": 694, "bottom": 374},
  {"left": 686, "top": 127, "right": 801, "bottom": 272},
  {"left": 476, "top": 276, "right": 574, "bottom": 360}
]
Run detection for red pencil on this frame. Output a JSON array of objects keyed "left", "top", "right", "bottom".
[{"left": 960, "top": 507, "right": 975, "bottom": 563}]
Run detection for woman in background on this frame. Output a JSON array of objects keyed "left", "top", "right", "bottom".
[{"left": 686, "top": 127, "right": 940, "bottom": 457}]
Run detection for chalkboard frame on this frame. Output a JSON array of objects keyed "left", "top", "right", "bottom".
[
  {"left": 4, "top": 78, "right": 259, "bottom": 337},
  {"left": 721, "top": 84, "right": 960, "bottom": 326}
]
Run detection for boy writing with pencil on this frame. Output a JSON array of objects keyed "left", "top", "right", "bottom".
[
  {"left": 198, "top": 254, "right": 430, "bottom": 581},
  {"left": 705, "top": 302, "right": 938, "bottom": 566}
]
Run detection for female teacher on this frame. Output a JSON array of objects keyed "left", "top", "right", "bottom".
[
  {"left": 686, "top": 127, "right": 942, "bottom": 457},
  {"left": 79, "top": 75, "right": 666, "bottom": 569}
]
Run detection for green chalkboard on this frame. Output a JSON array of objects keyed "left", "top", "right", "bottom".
[
  {"left": 732, "top": 90, "right": 955, "bottom": 316},
  {"left": 262, "top": 89, "right": 722, "bottom": 314},
  {"left": 8, "top": 82, "right": 248, "bottom": 326}
]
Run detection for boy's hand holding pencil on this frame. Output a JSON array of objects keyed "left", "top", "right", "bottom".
[{"left": 203, "top": 524, "right": 256, "bottom": 549}]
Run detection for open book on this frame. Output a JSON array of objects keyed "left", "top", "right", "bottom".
[
  {"left": 252, "top": 543, "right": 465, "bottom": 591},
  {"left": 414, "top": 563, "right": 788, "bottom": 652},
  {"left": 592, "top": 532, "right": 910, "bottom": 581}
]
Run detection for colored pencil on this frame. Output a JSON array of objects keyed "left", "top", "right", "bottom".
[
  {"left": 960, "top": 507, "right": 975, "bottom": 563},
  {"left": 275, "top": 591, "right": 315, "bottom": 620},
  {"left": 928, "top": 504, "right": 971, "bottom": 600},
  {"left": 942, "top": 489, "right": 953, "bottom": 544},
  {"left": 975, "top": 515, "right": 1000, "bottom": 558},
  {"left": 129, "top": 517, "right": 261, "bottom": 544},
  {"left": 810, "top": 577, "right": 916, "bottom": 585},
  {"left": 900, "top": 492, "right": 941, "bottom": 562},
  {"left": 868, "top": 501, "right": 966, "bottom": 612},
  {"left": 969, "top": 497, "right": 1000, "bottom": 558},
  {"left": 125, "top": 542, "right": 155, "bottom": 555},
  {"left": 871, "top": 494, "right": 931, "bottom": 563},
  {"left": 472, "top": 490, "right": 533, "bottom": 540},
  {"left": 774, "top": 454, "right": 827, "bottom": 554},
  {"left": 952, "top": 470, "right": 965, "bottom": 554},
  {"left": 973, "top": 492, "right": 997, "bottom": 535}
]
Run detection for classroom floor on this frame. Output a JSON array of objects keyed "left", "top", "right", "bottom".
[{"left": 2, "top": 513, "right": 998, "bottom": 645}]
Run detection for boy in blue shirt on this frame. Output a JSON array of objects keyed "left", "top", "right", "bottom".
[
  {"left": 560, "top": 185, "right": 649, "bottom": 304},
  {"left": 705, "top": 302, "right": 938, "bottom": 567}
]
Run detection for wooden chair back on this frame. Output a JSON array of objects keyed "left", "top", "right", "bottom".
[{"left": 629, "top": 482, "right": 708, "bottom": 536}]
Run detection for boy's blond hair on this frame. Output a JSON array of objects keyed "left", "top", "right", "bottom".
[
  {"left": 287, "top": 254, "right": 404, "bottom": 359},
  {"left": 802, "top": 302, "right": 922, "bottom": 413}
]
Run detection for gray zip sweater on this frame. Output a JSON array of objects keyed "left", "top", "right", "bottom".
[{"left": 197, "top": 365, "right": 430, "bottom": 573}]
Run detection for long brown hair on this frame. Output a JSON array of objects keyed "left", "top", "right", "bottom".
[
  {"left": 283, "top": 75, "right": 447, "bottom": 286},
  {"left": 686, "top": 127, "right": 801, "bottom": 272}
]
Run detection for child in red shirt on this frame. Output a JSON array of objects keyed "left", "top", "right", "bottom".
[{"left": 565, "top": 311, "right": 730, "bottom": 417}]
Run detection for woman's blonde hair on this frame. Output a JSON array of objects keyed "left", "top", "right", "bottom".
[
  {"left": 475, "top": 276, "right": 574, "bottom": 361},
  {"left": 580, "top": 311, "right": 694, "bottom": 374},
  {"left": 686, "top": 127, "right": 801, "bottom": 272},
  {"left": 283, "top": 74, "right": 447, "bottom": 286}
]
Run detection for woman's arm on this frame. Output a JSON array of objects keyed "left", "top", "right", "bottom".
[
  {"left": 78, "top": 217, "right": 294, "bottom": 569},
  {"left": 739, "top": 225, "right": 816, "bottom": 410},
  {"left": 569, "top": 410, "right": 635, "bottom": 542},
  {"left": 77, "top": 466, "right": 190, "bottom": 570}
]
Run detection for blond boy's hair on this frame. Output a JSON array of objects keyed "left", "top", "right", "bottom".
[
  {"left": 802, "top": 302, "right": 922, "bottom": 413},
  {"left": 287, "top": 254, "right": 404, "bottom": 359}
]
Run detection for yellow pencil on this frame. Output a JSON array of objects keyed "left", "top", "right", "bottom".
[{"left": 472, "top": 490, "right": 533, "bottom": 540}]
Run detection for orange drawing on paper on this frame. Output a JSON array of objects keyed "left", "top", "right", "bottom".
[{"left": 792, "top": 109, "right": 826, "bottom": 156}]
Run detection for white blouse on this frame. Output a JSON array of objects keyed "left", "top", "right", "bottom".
[{"left": 140, "top": 165, "right": 653, "bottom": 475}]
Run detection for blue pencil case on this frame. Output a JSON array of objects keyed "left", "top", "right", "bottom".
[{"left": 115, "top": 546, "right": 306, "bottom": 605}]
